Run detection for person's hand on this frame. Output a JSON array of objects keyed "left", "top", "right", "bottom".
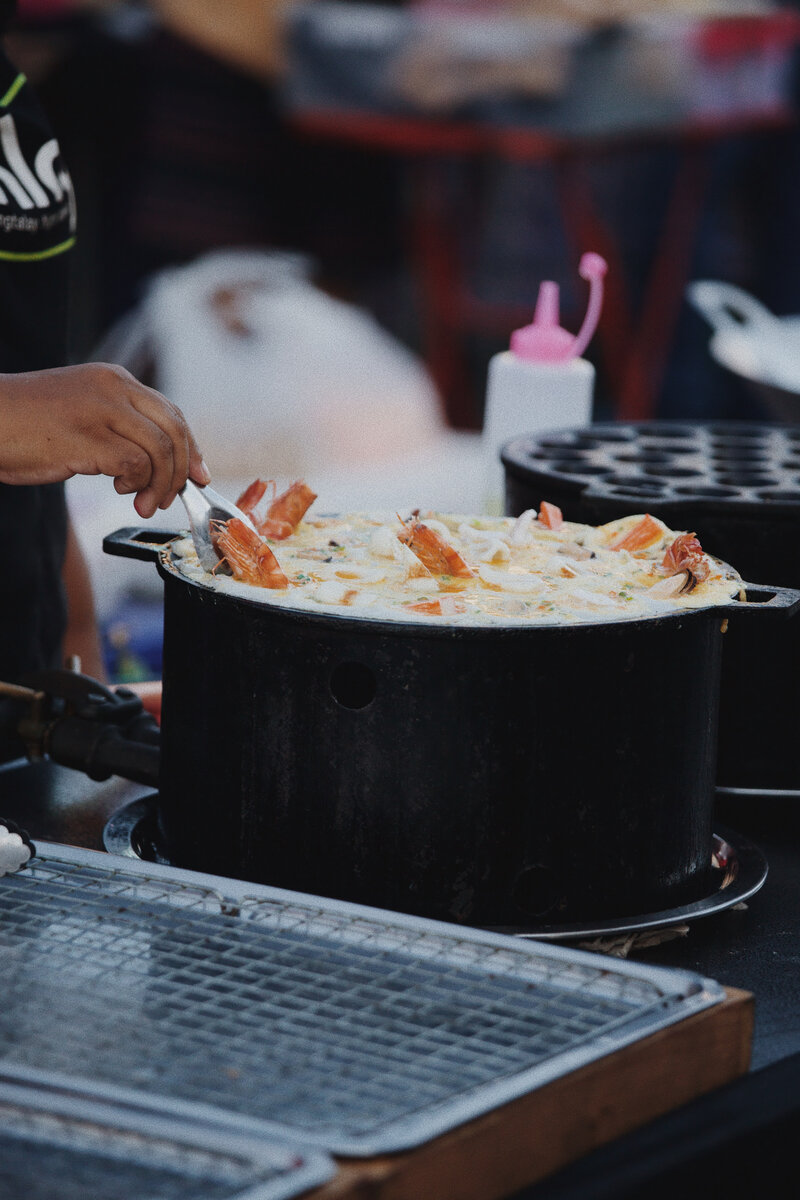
[{"left": 0, "top": 363, "right": 210, "bottom": 518}]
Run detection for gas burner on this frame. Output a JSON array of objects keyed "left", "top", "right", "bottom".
[
  {"left": 102, "top": 793, "right": 171, "bottom": 864},
  {"left": 102, "top": 796, "right": 768, "bottom": 942}
]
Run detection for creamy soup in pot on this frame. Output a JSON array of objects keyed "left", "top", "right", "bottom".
[{"left": 170, "top": 493, "right": 743, "bottom": 627}]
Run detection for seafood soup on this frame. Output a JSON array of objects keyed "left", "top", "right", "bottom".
[{"left": 170, "top": 480, "right": 743, "bottom": 627}]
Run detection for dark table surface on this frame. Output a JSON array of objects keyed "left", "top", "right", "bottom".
[{"left": 2, "top": 758, "right": 799, "bottom": 1197}]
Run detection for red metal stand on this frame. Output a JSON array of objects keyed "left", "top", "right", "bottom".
[{"left": 290, "top": 107, "right": 795, "bottom": 429}]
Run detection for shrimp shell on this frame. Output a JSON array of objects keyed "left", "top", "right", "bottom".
[
  {"left": 396, "top": 516, "right": 473, "bottom": 579},
  {"left": 211, "top": 518, "right": 289, "bottom": 589}
]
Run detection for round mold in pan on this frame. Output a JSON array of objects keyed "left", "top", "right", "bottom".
[
  {"left": 501, "top": 420, "right": 800, "bottom": 519},
  {"left": 501, "top": 419, "right": 800, "bottom": 586}
]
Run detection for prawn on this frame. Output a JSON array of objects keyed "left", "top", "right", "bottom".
[
  {"left": 396, "top": 515, "right": 473, "bottom": 580},
  {"left": 211, "top": 518, "right": 289, "bottom": 588},
  {"left": 661, "top": 532, "right": 710, "bottom": 591},
  {"left": 236, "top": 478, "right": 270, "bottom": 514},
  {"left": 235, "top": 479, "right": 318, "bottom": 540}
]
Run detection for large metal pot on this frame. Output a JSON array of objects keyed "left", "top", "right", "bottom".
[{"left": 104, "top": 527, "right": 800, "bottom": 927}]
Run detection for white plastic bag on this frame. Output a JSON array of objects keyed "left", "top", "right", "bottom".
[{"left": 139, "top": 248, "right": 444, "bottom": 479}]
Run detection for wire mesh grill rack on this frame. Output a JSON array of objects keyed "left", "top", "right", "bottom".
[
  {"left": 0, "top": 1080, "right": 333, "bottom": 1200},
  {"left": 0, "top": 843, "right": 725, "bottom": 1157}
]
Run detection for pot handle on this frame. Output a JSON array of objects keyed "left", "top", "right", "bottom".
[
  {"left": 721, "top": 581, "right": 800, "bottom": 620},
  {"left": 103, "top": 527, "right": 182, "bottom": 564},
  {"left": 686, "top": 280, "right": 779, "bottom": 339}
]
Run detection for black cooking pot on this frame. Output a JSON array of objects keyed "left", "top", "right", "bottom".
[
  {"left": 502, "top": 420, "right": 800, "bottom": 796},
  {"left": 104, "top": 527, "right": 800, "bottom": 927}
]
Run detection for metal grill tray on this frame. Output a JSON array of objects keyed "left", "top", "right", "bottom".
[
  {"left": 0, "top": 843, "right": 725, "bottom": 1158},
  {"left": 0, "top": 1079, "right": 333, "bottom": 1200}
]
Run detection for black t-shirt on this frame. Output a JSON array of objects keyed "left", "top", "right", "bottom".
[{"left": 0, "top": 47, "right": 74, "bottom": 757}]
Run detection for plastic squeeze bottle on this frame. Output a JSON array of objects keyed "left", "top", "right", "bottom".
[{"left": 481, "top": 251, "right": 607, "bottom": 515}]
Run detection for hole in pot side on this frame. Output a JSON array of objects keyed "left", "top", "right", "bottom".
[{"left": 330, "top": 661, "right": 377, "bottom": 710}]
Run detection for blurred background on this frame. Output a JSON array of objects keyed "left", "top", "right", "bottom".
[{"left": 10, "top": 0, "right": 800, "bottom": 678}]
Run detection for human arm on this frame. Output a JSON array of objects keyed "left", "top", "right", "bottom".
[
  {"left": 62, "top": 516, "right": 165, "bottom": 713},
  {"left": 0, "top": 362, "right": 209, "bottom": 518}
]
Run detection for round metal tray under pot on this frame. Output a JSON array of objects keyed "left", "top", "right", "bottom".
[{"left": 102, "top": 795, "right": 768, "bottom": 943}]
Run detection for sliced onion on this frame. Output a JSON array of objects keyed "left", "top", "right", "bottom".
[
  {"left": 311, "top": 581, "right": 357, "bottom": 605},
  {"left": 568, "top": 587, "right": 620, "bottom": 609},
  {"left": 478, "top": 564, "right": 544, "bottom": 593},
  {"left": 418, "top": 517, "right": 451, "bottom": 539},
  {"left": 349, "top": 591, "right": 380, "bottom": 609},
  {"left": 369, "top": 526, "right": 398, "bottom": 559},
  {"left": 334, "top": 566, "right": 387, "bottom": 583},
  {"left": 511, "top": 510, "right": 536, "bottom": 545},
  {"left": 458, "top": 524, "right": 511, "bottom": 563}
]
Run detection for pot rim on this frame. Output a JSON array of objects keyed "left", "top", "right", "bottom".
[{"left": 103, "top": 527, "right": 800, "bottom": 637}]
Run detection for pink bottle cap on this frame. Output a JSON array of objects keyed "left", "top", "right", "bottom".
[{"left": 509, "top": 252, "right": 608, "bottom": 364}]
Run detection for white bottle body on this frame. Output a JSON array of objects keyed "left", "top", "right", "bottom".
[{"left": 481, "top": 352, "right": 595, "bottom": 515}]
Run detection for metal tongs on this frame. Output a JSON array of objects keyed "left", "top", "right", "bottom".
[{"left": 179, "top": 479, "right": 259, "bottom": 571}]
